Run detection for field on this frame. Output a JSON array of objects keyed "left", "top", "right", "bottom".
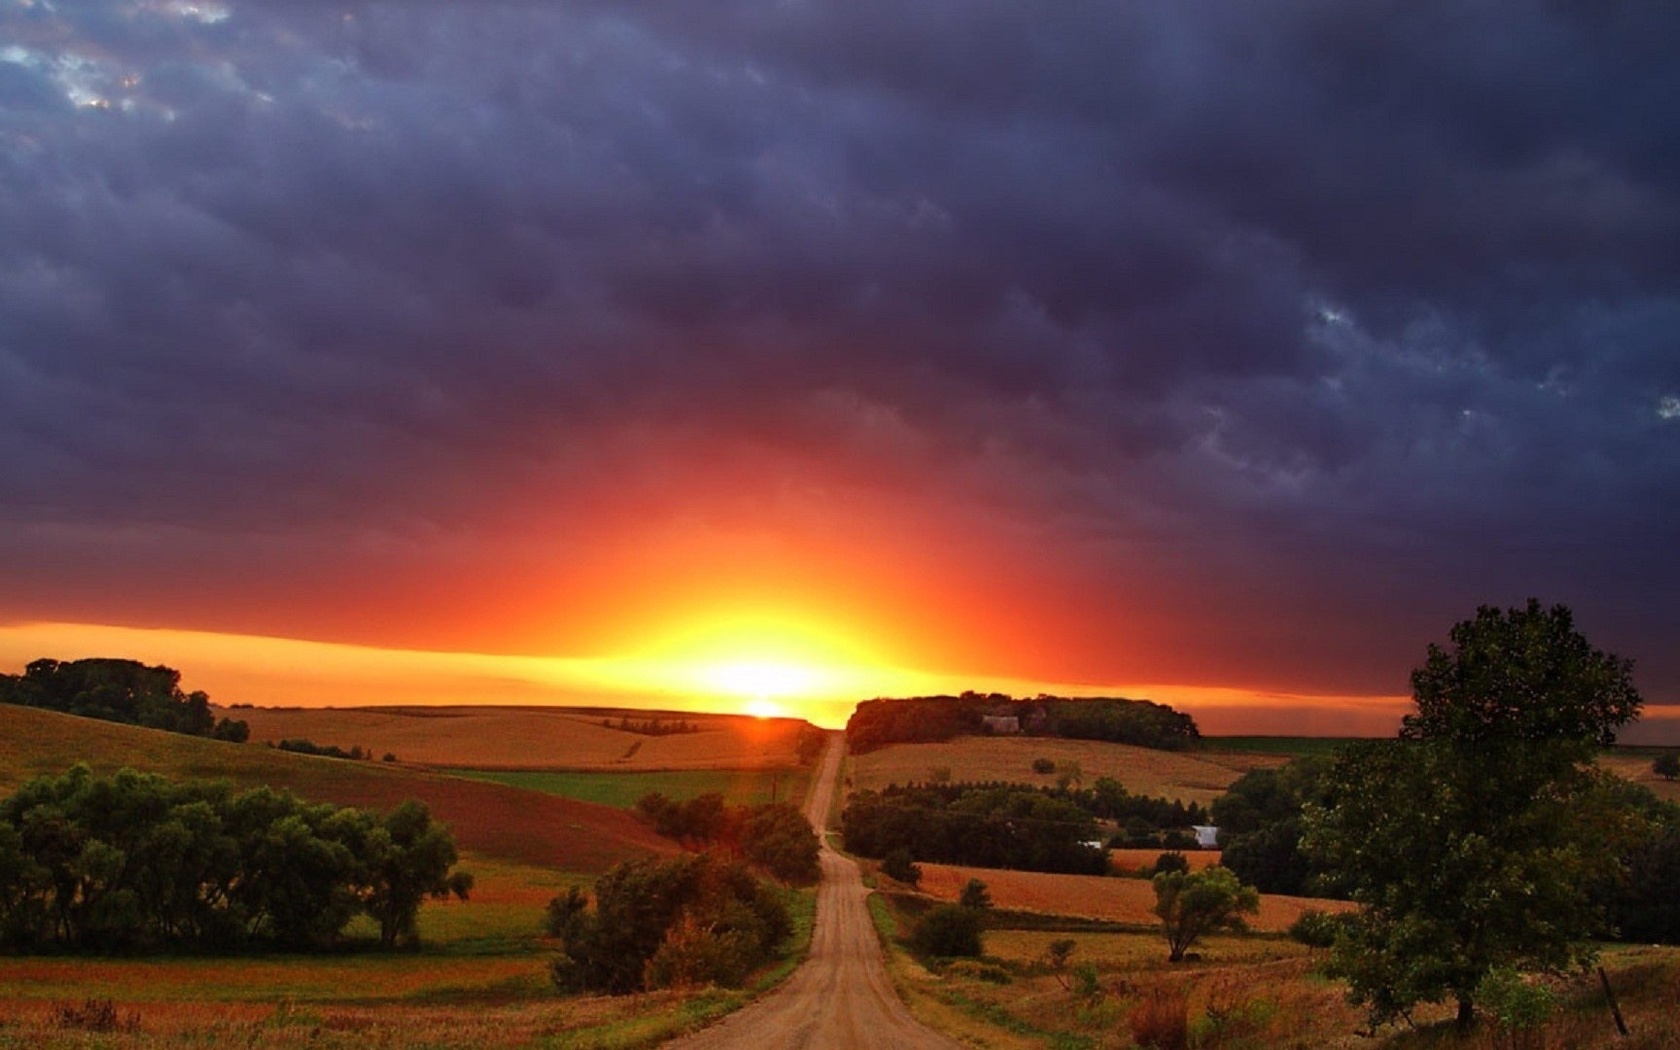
[
  {"left": 0, "top": 851, "right": 819, "bottom": 1050},
  {"left": 0, "top": 705, "right": 823, "bottom": 1050},
  {"left": 848, "top": 736, "right": 1288, "bottom": 806},
  {"left": 451, "top": 767, "right": 814, "bottom": 809},
  {"left": 869, "top": 893, "right": 1680, "bottom": 1050},
  {"left": 1599, "top": 751, "right": 1680, "bottom": 803},
  {"left": 909, "top": 862, "right": 1352, "bottom": 933},
  {"left": 0, "top": 705, "right": 674, "bottom": 872},
  {"left": 227, "top": 705, "right": 810, "bottom": 770}
]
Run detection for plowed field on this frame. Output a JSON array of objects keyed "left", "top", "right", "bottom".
[{"left": 229, "top": 704, "right": 808, "bottom": 770}]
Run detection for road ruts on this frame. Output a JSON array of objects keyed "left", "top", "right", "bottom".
[{"left": 665, "top": 733, "right": 966, "bottom": 1050}]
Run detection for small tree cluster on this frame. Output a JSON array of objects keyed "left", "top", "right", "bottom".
[
  {"left": 547, "top": 853, "right": 791, "bottom": 994},
  {"left": 0, "top": 658, "right": 248, "bottom": 743},
  {"left": 634, "top": 793, "right": 819, "bottom": 884},
  {"left": 0, "top": 765, "right": 470, "bottom": 951},
  {"left": 273, "top": 738, "right": 370, "bottom": 761}
]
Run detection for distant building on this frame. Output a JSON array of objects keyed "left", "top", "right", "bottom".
[
  {"left": 980, "top": 714, "right": 1020, "bottom": 734},
  {"left": 1192, "top": 825, "right": 1220, "bottom": 849}
]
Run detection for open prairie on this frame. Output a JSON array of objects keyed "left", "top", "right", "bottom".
[
  {"left": 848, "top": 736, "right": 1288, "bottom": 806},
  {"left": 911, "top": 861, "right": 1353, "bottom": 933},
  {"left": 227, "top": 704, "right": 809, "bottom": 770},
  {"left": 0, "top": 705, "right": 673, "bottom": 872}
]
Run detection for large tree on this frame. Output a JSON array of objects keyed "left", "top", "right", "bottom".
[{"left": 1303, "top": 600, "right": 1643, "bottom": 1030}]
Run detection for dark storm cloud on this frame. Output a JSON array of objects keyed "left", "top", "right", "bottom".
[{"left": 2, "top": 1, "right": 1678, "bottom": 694}]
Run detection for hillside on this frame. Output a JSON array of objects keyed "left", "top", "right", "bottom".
[
  {"left": 848, "top": 735, "right": 1288, "bottom": 807},
  {"left": 0, "top": 705, "right": 674, "bottom": 872},
  {"left": 225, "top": 704, "right": 810, "bottom": 770}
]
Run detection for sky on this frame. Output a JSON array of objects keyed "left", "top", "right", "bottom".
[{"left": 2, "top": 2, "right": 1677, "bottom": 737}]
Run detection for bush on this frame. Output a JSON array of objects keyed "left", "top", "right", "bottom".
[
  {"left": 958, "top": 878, "right": 992, "bottom": 910},
  {"left": 1655, "top": 754, "right": 1680, "bottom": 782},
  {"left": 1287, "top": 908, "right": 1342, "bottom": 949},
  {"left": 1129, "top": 987, "right": 1189, "bottom": 1050},
  {"left": 1032, "top": 757, "right": 1057, "bottom": 775},
  {"left": 911, "top": 904, "right": 983, "bottom": 958},
  {"left": 548, "top": 853, "right": 791, "bottom": 995},
  {"left": 1151, "top": 852, "right": 1189, "bottom": 876},
  {"left": 880, "top": 848, "right": 921, "bottom": 886}
]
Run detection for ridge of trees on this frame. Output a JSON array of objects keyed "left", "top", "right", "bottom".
[
  {"left": 0, "top": 765, "right": 471, "bottom": 952},
  {"left": 845, "top": 692, "right": 1199, "bottom": 754},
  {"left": 634, "top": 792, "right": 820, "bottom": 885},
  {"left": 0, "top": 658, "right": 249, "bottom": 743}
]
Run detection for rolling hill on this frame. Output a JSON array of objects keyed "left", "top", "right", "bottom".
[
  {"left": 224, "top": 704, "right": 810, "bottom": 770},
  {"left": 0, "top": 704, "right": 674, "bottom": 873}
]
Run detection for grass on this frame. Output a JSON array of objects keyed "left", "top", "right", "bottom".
[
  {"left": 0, "top": 854, "right": 821, "bottom": 1050},
  {"left": 447, "top": 767, "right": 813, "bottom": 809}
]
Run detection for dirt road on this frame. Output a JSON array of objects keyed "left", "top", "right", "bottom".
[{"left": 667, "top": 733, "right": 965, "bottom": 1049}]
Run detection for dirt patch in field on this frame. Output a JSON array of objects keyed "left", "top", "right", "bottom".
[
  {"left": 915, "top": 862, "right": 1352, "bottom": 932},
  {"left": 849, "top": 737, "right": 1286, "bottom": 806},
  {"left": 0, "top": 705, "right": 675, "bottom": 872},
  {"left": 227, "top": 704, "right": 808, "bottom": 771}
]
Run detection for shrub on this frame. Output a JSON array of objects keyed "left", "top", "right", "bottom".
[
  {"left": 1655, "top": 754, "right": 1680, "bottom": 782},
  {"left": 547, "top": 853, "right": 790, "bottom": 995},
  {"left": 958, "top": 878, "right": 992, "bottom": 910},
  {"left": 1476, "top": 967, "right": 1557, "bottom": 1050},
  {"left": 1129, "top": 987, "right": 1189, "bottom": 1050},
  {"left": 911, "top": 904, "right": 984, "bottom": 958},
  {"left": 1287, "top": 908, "right": 1342, "bottom": 949},
  {"left": 53, "top": 1000, "right": 138, "bottom": 1034},
  {"left": 1032, "top": 757, "right": 1057, "bottom": 775},
  {"left": 1151, "top": 851, "right": 1190, "bottom": 876},
  {"left": 880, "top": 848, "right": 921, "bottom": 887}
]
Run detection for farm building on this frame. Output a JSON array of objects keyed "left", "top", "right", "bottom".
[
  {"left": 1192, "top": 825, "right": 1219, "bottom": 849},
  {"left": 981, "top": 714, "right": 1020, "bottom": 734}
]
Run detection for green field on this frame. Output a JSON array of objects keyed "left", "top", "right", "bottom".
[{"left": 447, "top": 766, "right": 814, "bottom": 809}]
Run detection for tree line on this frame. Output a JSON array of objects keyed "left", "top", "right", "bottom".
[
  {"left": 842, "top": 782, "right": 1110, "bottom": 875},
  {"left": 0, "top": 658, "right": 249, "bottom": 743},
  {"left": 0, "top": 765, "right": 471, "bottom": 952},
  {"left": 845, "top": 692, "right": 1199, "bottom": 754},
  {"left": 634, "top": 792, "right": 820, "bottom": 885}
]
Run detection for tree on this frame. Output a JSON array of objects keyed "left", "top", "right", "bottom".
[
  {"left": 1302, "top": 600, "right": 1644, "bottom": 1030},
  {"left": 1151, "top": 866, "right": 1257, "bottom": 962},
  {"left": 958, "top": 878, "right": 992, "bottom": 910},
  {"left": 360, "top": 801, "right": 474, "bottom": 948},
  {"left": 1654, "top": 754, "right": 1680, "bottom": 782}
]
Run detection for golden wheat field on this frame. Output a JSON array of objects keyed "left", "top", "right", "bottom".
[
  {"left": 911, "top": 861, "right": 1353, "bottom": 932},
  {"left": 848, "top": 736, "right": 1287, "bottom": 806},
  {"left": 227, "top": 704, "right": 809, "bottom": 770},
  {"left": 1107, "top": 848, "right": 1225, "bottom": 874}
]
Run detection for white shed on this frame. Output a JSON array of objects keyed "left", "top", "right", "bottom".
[{"left": 1192, "top": 825, "right": 1220, "bottom": 849}]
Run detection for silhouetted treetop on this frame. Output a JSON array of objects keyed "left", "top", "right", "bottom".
[
  {"left": 0, "top": 657, "right": 248, "bottom": 743},
  {"left": 845, "top": 692, "right": 1198, "bottom": 754}
]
